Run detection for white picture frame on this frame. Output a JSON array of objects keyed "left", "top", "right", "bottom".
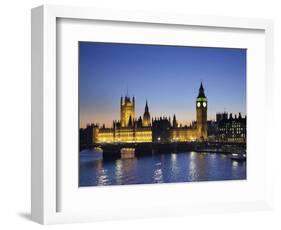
[{"left": 31, "top": 5, "right": 274, "bottom": 225}]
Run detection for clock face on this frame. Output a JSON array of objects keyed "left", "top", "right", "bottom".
[
  {"left": 203, "top": 102, "right": 207, "bottom": 107},
  {"left": 197, "top": 102, "right": 201, "bottom": 107}
]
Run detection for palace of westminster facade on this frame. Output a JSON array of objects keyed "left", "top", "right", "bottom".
[
  {"left": 80, "top": 82, "right": 246, "bottom": 145},
  {"left": 90, "top": 82, "right": 208, "bottom": 143}
]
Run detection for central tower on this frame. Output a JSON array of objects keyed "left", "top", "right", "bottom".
[
  {"left": 120, "top": 95, "right": 135, "bottom": 127},
  {"left": 143, "top": 100, "right": 151, "bottom": 127},
  {"left": 196, "top": 82, "right": 208, "bottom": 139}
]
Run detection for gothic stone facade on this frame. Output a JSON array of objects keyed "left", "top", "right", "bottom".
[
  {"left": 169, "top": 82, "right": 208, "bottom": 141},
  {"left": 93, "top": 96, "right": 152, "bottom": 143},
  {"left": 91, "top": 83, "right": 208, "bottom": 143}
]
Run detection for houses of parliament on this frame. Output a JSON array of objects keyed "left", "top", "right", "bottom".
[{"left": 90, "top": 82, "right": 208, "bottom": 143}]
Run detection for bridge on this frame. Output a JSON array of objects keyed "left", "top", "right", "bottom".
[{"left": 84, "top": 141, "right": 246, "bottom": 160}]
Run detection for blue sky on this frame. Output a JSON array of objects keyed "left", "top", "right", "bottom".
[{"left": 79, "top": 42, "right": 246, "bottom": 128}]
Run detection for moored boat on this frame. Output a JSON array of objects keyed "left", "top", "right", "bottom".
[{"left": 230, "top": 153, "right": 246, "bottom": 162}]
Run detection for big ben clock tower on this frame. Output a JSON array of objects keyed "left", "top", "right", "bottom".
[{"left": 196, "top": 82, "right": 208, "bottom": 140}]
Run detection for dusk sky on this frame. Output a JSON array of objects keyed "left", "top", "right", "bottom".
[{"left": 79, "top": 42, "right": 246, "bottom": 128}]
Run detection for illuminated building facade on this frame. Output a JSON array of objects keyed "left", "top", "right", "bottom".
[
  {"left": 85, "top": 82, "right": 208, "bottom": 144},
  {"left": 120, "top": 96, "right": 135, "bottom": 127},
  {"left": 169, "top": 126, "right": 198, "bottom": 142},
  {"left": 196, "top": 82, "right": 208, "bottom": 139},
  {"left": 92, "top": 96, "right": 152, "bottom": 143},
  {"left": 169, "top": 82, "right": 208, "bottom": 141}
]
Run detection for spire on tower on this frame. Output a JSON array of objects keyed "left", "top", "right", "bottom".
[
  {"left": 197, "top": 81, "right": 206, "bottom": 98},
  {"left": 173, "top": 114, "right": 178, "bottom": 128},
  {"left": 145, "top": 99, "right": 149, "bottom": 113},
  {"left": 142, "top": 99, "right": 151, "bottom": 127},
  {"left": 128, "top": 115, "right": 133, "bottom": 127}
]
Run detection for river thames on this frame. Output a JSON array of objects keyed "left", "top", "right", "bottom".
[{"left": 79, "top": 148, "right": 246, "bottom": 186}]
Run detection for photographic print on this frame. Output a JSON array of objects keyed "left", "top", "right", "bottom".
[{"left": 79, "top": 42, "right": 246, "bottom": 187}]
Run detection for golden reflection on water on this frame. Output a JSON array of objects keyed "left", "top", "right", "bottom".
[
  {"left": 114, "top": 158, "right": 138, "bottom": 185},
  {"left": 87, "top": 151, "right": 246, "bottom": 186}
]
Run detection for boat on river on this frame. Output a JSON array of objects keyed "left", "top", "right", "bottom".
[{"left": 229, "top": 153, "right": 246, "bottom": 162}]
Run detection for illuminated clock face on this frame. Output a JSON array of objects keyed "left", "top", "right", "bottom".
[
  {"left": 203, "top": 102, "right": 207, "bottom": 107},
  {"left": 197, "top": 102, "right": 201, "bottom": 107}
]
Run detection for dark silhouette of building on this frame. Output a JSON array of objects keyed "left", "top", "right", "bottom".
[
  {"left": 152, "top": 116, "right": 172, "bottom": 142},
  {"left": 207, "top": 120, "right": 218, "bottom": 141},
  {"left": 80, "top": 123, "right": 97, "bottom": 147},
  {"left": 217, "top": 112, "right": 246, "bottom": 142},
  {"left": 171, "top": 114, "right": 177, "bottom": 128}
]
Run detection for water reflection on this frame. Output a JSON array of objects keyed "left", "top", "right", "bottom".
[
  {"left": 231, "top": 160, "right": 246, "bottom": 178},
  {"left": 79, "top": 149, "right": 246, "bottom": 187},
  {"left": 188, "top": 151, "right": 197, "bottom": 181},
  {"left": 170, "top": 153, "right": 179, "bottom": 178},
  {"left": 120, "top": 159, "right": 138, "bottom": 184},
  {"left": 95, "top": 160, "right": 109, "bottom": 186},
  {"left": 153, "top": 168, "right": 163, "bottom": 183},
  {"left": 232, "top": 160, "right": 238, "bottom": 168},
  {"left": 115, "top": 160, "right": 123, "bottom": 184}
]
